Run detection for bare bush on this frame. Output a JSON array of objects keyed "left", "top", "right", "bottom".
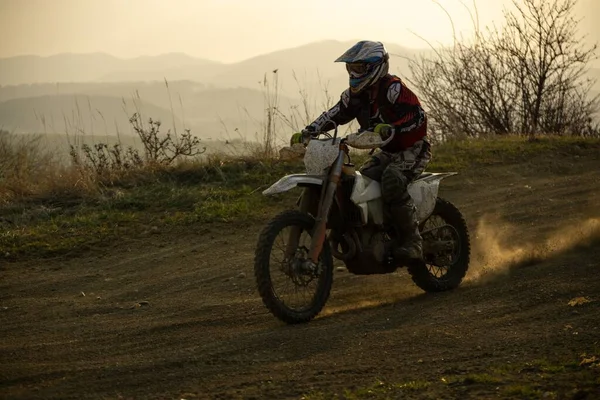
[
  {"left": 69, "top": 142, "right": 144, "bottom": 175},
  {"left": 129, "top": 113, "right": 206, "bottom": 164},
  {"left": 409, "top": 0, "right": 599, "bottom": 140},
  {"left": 70, "top": 113, "right": 207, "bottom": 177}
]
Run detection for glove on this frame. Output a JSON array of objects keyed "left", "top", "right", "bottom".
[
  {"left": 373, "top": 123, "right": 394, "bottom": 140},
  {"left": 289, "top": 127, "right": 316, "bottom": 146},
  {"left": 290, "top": 132, "right": 304, "bottom": 146}
]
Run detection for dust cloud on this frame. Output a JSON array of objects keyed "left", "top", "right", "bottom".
[{"left": 467, "top": 214, "right": 600, "bottom": 282}]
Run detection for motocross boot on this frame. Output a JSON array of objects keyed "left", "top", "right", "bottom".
[{"left": 388, "top": 203, "right": 424, "bottom": 264}]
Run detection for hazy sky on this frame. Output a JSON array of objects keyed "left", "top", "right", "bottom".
[{"left": 1, "top": 0, "right": 599, "bottom": 62}]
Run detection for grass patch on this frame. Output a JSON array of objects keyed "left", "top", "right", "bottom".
[
  {"left": 427, "top": 135, "right": 600, "bottom": 171},
  {"left": 451, "top": 373, "right": 504, "bottom": 385},
  {"left": 301, "top": 353, "right": 600, "bottom": 400},
  {"left": 0, "top": 158, "right": 301, "bottom": 261},
  {"left": 301, "top": 379, "right": 432, "bottom": 400},
  {"left": 502, "top": 384, "right": 544, "bottom": 398},
  {"left": 0, "top": 185, "right": 278, "bottom": 259}
]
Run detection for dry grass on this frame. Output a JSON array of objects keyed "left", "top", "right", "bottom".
[
  {"left": 1, "top": 130, "right": 598, "bottom": 205},
  {"left": 0, "top": 130, "right": 91, "bottom": 203}
]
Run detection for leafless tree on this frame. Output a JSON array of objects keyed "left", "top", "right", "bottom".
[{"left": 409, "top": 0, "right": 599, "bottom": 140}]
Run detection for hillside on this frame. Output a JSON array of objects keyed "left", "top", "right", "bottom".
[
  {"left": 204, "top": 40, "right": 422, "bottom": 96},
  {"left": 2, "top": 42, "right": 598, "bottom": 94},
  {"left": 0, "top": 41, "right": 428, "bottom": 142},
  {"left": 0, "top": 52, "right": 220, "bottom": 86},
  {"left": 0, "top": 41, "right": 422, "bottom": 96},
  {"left": 0, "top": 86, "right": 299, "bottom": 141},
  {"left": 1, "top": 40, "right": 598, "bottom": 142},
  {"left": 0, "top": 94, "right": 186, "bottom": 136}
]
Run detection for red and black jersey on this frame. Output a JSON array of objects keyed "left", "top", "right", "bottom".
[{"left": 307, "top": 74, "right": 427, "bottom": 152}]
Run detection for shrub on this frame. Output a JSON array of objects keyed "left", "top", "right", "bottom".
[{"left": 409, "top": 0, "right": 599, "bottom": 140}]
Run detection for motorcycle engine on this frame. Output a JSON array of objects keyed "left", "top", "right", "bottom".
[
  {"left": 361, "top": 228, "right": 389, "bottom": 264},
  {"left": 342, "top": 226, "right": 396, "bottom": 275}
]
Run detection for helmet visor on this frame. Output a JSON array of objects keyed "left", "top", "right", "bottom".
[{"left": 346, "top": 62, "right": 368, "bottom": 77}]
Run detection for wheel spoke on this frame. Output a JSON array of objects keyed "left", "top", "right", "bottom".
[
  {"left": 255, "top": 210, "right": 334, "bottom": 324},
  {"left": 268, "top": 227, "right": 322, "bottom": 312},
  {"left": 422, "top": 214, "right": 460, "bottom": 279},
  {"left": 408, "top": 199, "right": 470, "bottom": 293}
]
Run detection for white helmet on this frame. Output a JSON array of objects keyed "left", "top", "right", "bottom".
[{"left": 335, "top": 41, "right": 389, "bottom": 94}]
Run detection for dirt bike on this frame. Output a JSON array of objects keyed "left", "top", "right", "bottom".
[{"left": 254, "top": 125, "right": 471, "bottom": 324}]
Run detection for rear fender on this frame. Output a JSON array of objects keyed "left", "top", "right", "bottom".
[{"left": 408, "top": 172, "right": 457, "bottom": 221}]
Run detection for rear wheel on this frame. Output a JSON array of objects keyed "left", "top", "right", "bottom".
[
  {"left": 408, "top": 198, "right": 470, "bottom": 292},
  {"left": 254, "top": 210, "right": 334, "bottom": 324}
]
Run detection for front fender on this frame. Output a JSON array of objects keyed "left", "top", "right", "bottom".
[{"left": 262, "top": 174, "right": 324, "bottom": 196}]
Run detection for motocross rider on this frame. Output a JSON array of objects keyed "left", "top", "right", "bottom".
[{"left": 290, "top": 40, "right": 431, "bottom": 263}]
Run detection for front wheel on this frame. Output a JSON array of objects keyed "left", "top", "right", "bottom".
[
  {"left": 254, "top": 210, "right": 334, "bottom": 324},
  {"left": 409, "top": 197, "right": 471, "bottom": 292}
]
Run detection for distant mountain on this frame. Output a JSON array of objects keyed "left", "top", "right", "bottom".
[
  {"left": 2, "top": 42, "right": 597, "bottom": 96},
  {"left": 2, "top": 42, "right": 597, "bottom": 140},
  {"left": 97, "top": 63, "right": 226, "bottom": 83},
  {"left": 0, "top": 41, "right": 421, "bottom": 94},
  {"left": 0, "top": 52, "right": 220, "bottom": 85},
  {"left": 205, "top": 40, "right": 422, "bottom": 96},
  {"left": 0, "top": 86, "right": 299, "bottom": 141},
  {"left": 0, "top": 81, "right": 290, "bottom": 119},
  {"left": 0, "top": 94, "right": 186, "bottom": 136}
]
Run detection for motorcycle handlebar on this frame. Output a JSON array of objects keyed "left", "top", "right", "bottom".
[{"left": 306, "top": 128, "right": 396, "bottom": 150}]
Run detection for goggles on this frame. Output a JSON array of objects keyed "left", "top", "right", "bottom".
[{"left": 346, "top": 62, "right": 369, "bottom": 77}]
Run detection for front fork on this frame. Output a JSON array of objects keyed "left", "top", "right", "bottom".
[
  {"left": 308, "top": 152, "right": 344, "bottom": 264},
  {"left": 284, "top": 190, "right": 314, "bottom": 259},
  {"left": 284, "top": 149, "right": 345, "bottom": 268}
]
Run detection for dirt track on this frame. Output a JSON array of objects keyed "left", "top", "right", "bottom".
[{"left": 1, "top": 153, "right": 600, "bottom": 399}]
